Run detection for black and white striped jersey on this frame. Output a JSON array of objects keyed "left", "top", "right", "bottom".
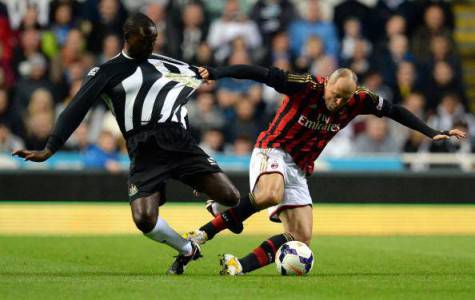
[{"left": 46, "top": 51, "right": 203, "bottom": 153}]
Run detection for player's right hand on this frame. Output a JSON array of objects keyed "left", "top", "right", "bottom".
[
  {"left": 198, "top": 67, "right": 210, "bottom": 82},
  {"left": 12, "top": 149, "right": 53, "bottom": 162}
]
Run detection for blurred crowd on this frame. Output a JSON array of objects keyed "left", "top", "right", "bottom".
[{"left": 0, "top": 0, "right": 473, "bottom": 171}]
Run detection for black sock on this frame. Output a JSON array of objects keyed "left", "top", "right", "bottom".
[
  {"left": 200, "top": 193, "right": 259, "bottom": 239},
  {"left": 239, "top": 233, "right": 294, "bottom": 273}
]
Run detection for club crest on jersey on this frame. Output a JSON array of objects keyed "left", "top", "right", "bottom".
[
  {"left": 88, "top": 67, "right": 100, "bottom": 76},
  {"left": 128, "top": 184, "right": 138, "bottom": 197},
  {"left": 208, "top": 157, "right": 217, "bottom": 166},
  {"left": 271, "top": 161, "right": 279, "bottom": 169}
]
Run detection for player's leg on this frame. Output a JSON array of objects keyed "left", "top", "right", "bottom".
[
  {"left": 130, "top": 192, "right": 201, "bottom": 275},
  {"left": 220, "top": 206, "right": 312, "bottom": 275},
  {"left": 198, "top": 173, "right": 284, "bottom": 240},
  {"left": 130, "top": 192, "right": 193, "bottom": 255},
  {"left": 221, "top": 156, "right": 313, "bottom": 275},
  {"left": 193, "top": 149, "right": 286, "bottom": 241},
  {"left": 279, "top": 205, "right": 313, "bottom": 246},
  {"left": 185, "top": 172, "right": 240, "bottom": 207}
]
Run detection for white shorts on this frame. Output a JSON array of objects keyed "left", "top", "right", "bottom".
[{"left": 249, "top": 148, "right": 312, "bottom": 223}]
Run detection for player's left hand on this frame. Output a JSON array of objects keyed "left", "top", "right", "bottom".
[
  {"left": 12, "top": 149, "right": 53, "bottom": 162},
  {"left": 432, "top": 129, "right": 467, "bottom": 141}
]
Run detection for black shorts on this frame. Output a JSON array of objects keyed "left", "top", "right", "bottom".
[{"left": 126, "top": 123, "right": 222, "bottom": 203}]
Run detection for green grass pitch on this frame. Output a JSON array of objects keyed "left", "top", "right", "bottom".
[{"left": 1, "top": 235, "right": 474, "bottom": 299}]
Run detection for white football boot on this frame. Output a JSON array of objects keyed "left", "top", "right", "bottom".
[{"left": 220, "top": 254, "right": 243, "bottom": 276}]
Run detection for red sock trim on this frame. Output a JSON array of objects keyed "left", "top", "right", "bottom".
[
  {"left": 211, "top": 214, "right": 226, "bottom": 231},
  {"left": 266, "top": 239, "right": 277, "bottom": 254},
  {"left": 252, "top": 247, "right": 268, "bottom": 266}
]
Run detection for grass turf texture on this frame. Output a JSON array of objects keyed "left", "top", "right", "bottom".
[{"left": 1, "top": 235, "right": 474, "bottom": 299}]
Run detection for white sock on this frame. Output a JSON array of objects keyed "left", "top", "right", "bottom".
[
  {"left": 145, "top": 216, "right": 192, "bottom": 255},
  {"left": 213, "top": 202, "right": 231, "bottom": 214}
]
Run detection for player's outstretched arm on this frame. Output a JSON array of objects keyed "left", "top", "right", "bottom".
[
  {"left": 358, "top": 88, "right": 467, "bottom": 141},
  {"left": 199, "top": 65, "right": 311, "bottom": 95},
  {"left": 385, "top": 104, "right": 466, "bottom": 140}
]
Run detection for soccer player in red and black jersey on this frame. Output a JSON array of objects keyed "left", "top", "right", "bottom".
[{"left": 187, "top": 65, "right": 465, "bottom": 275}]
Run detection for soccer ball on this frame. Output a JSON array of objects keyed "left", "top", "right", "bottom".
[{"left": 275, "top": 241, "right": 314, "bottom": 275}]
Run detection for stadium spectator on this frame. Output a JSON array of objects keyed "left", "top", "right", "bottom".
[
  {"left": 0, "top": 0, "right": 469, "bottom": 162},
  {"left": 207, "top": 0, "right": 262, "bottom": 64},
  {"left": 288, "top": 0, "right": 339, "bottom": 59},
  {"left": 170, "top": 2, "right": 208, "bottom": 62},
  {"left": 340, "top": 18, "right": 371, "bottom": 61},
  {"left": 99, "top": 33, "right": 121, "bottom": 63},
  {"left": 341, "top": 38, "right": 371, "bottom": 79},
  {"left": 429, "top": 120, "right": 473, "bottom": 155},
  {"left": 0, "top": 9, "right": 14, "bottom": 68},
  {"left": 228, "top": 134, "right": 253, "bottom": 156},
  {"left": 295, "top": 35, "right": 335, "bottom": 75},
  {"left": 261, "top": 58, "right": 288, "bottom": 117},
  {"left": 333, "top": 0, "right": 371, "bottom": 40},
  {"left": 11, "top": 28, "right": 45, "bottom": 78},
  {"left": 374, "top": 34, "right": 414, "bottom": 88},
  {"left": 0, "top": 88, "right": 24, "bottom": 137},
  {"left": 353, "top": 116, "right": 399, "bottom": 153},
  {"left": 86, "top": 0, "right": 127, "bottom": 54},
  {"left": 83, "top": 129, "right": 121, "bottom": 172},
  {"left": 13, "top": 54, "right": 54, "bottom": 113},
  {"left": 426, "top": 35, "right": 463, "bottom": 86},
  {"left": 48, "top": 0, "right": 75, "bottom": 49},
  {"left": 403, "top": 130, "right": 426, "bottom": 153},
  {"left": 428, "top": 93, "right": 475, "bottom": 139},
  {"left": 25, "top": 88, "right": 54, "bottom": 117},
  {"left": 216, "top": 49, "right": 262, "bottom": 125},
  {"left": 232, "top": 96, "right": 260, "bottom": 141},
  {"left": 362, "top": 70, "right": 393, "bottom": 102},
  {"left": 24, "top": 112, "right": 54, "bottom": 150},
  {"left": 370, "top": 0, "right": 418, "bottom": 41},
  {"left": 5, "top": 0, "right": 49, "bottom": 30},
  {"left": 199, "top": 128, "right": 225, "bottom": 156},
  {"left": 193, "top": 42, "right": 215, "bottom": 67},
  {"left": 425, "top": 61, "right": 466, "bottom": 111},
  {"left": 390, "top": 92, "right": 427, "bottom": 151},
  {"left": 187, "top": 92, "right": 225, "bottom": 139},
  {"left": 392, "top": 61, "right": 419, "bottom": 105},
  {"left": 263, "top": 31, "right": 293, "bottom": 68},
  {"left": 0, "top": 123, "right": 24, "bottom": 153},
  {"left": 64, "top": 122, "right": 90, "bottom": 152},
  {"left": 412, "top": 4, "right": 453, "bottom": 64},
  {"left": 250, "top": 0, "right": 296, "bottom": 45}
]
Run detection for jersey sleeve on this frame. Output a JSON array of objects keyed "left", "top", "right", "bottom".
[
  {"left": 210, "top": 64, "right": 317, "bottom": 96},
  {"left": 266, "top": 67, "right": 317, "bottom": 95},
  {"left": 356, "top": 88, "right": 440, "bottom": 138},
  {"left": 356, "top": 88, "right": 392, "bottom": 117},
  {"left": 46, "top": 66, "right": 111, "bottom": 153}
]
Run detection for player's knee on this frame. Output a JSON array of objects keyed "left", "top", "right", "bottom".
[
  {"left": 218, "top": 186, "right": 240, "bottom": 207},
  {"left": 132, "top": 210, "right": 157, "bottom": 233},
  {"left": 288, "top": 230, "right": 312, "bottom": 246},
  {"left": 260, "top": 189, "right": 282, "bottom": 207}
]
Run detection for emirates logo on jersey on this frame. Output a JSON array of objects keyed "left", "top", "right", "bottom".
[{"left": 298, "top": 114, "right": 340, "bottom": 132}]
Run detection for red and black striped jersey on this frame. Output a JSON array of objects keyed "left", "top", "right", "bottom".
[{"left": 255, "top": 69, "right": 390, "bottom": 175}]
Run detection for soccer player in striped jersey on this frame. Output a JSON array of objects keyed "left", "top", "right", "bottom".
[
  {"left": 187, "top": 65, "right": 466, "bottom": 275},
  {"left": 12, "top": 13, "right": 241, "bottom": 275}
]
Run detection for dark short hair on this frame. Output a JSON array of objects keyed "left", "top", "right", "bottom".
[{"left": 123, "top": 12, "right": 157, "bottom": 42}]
